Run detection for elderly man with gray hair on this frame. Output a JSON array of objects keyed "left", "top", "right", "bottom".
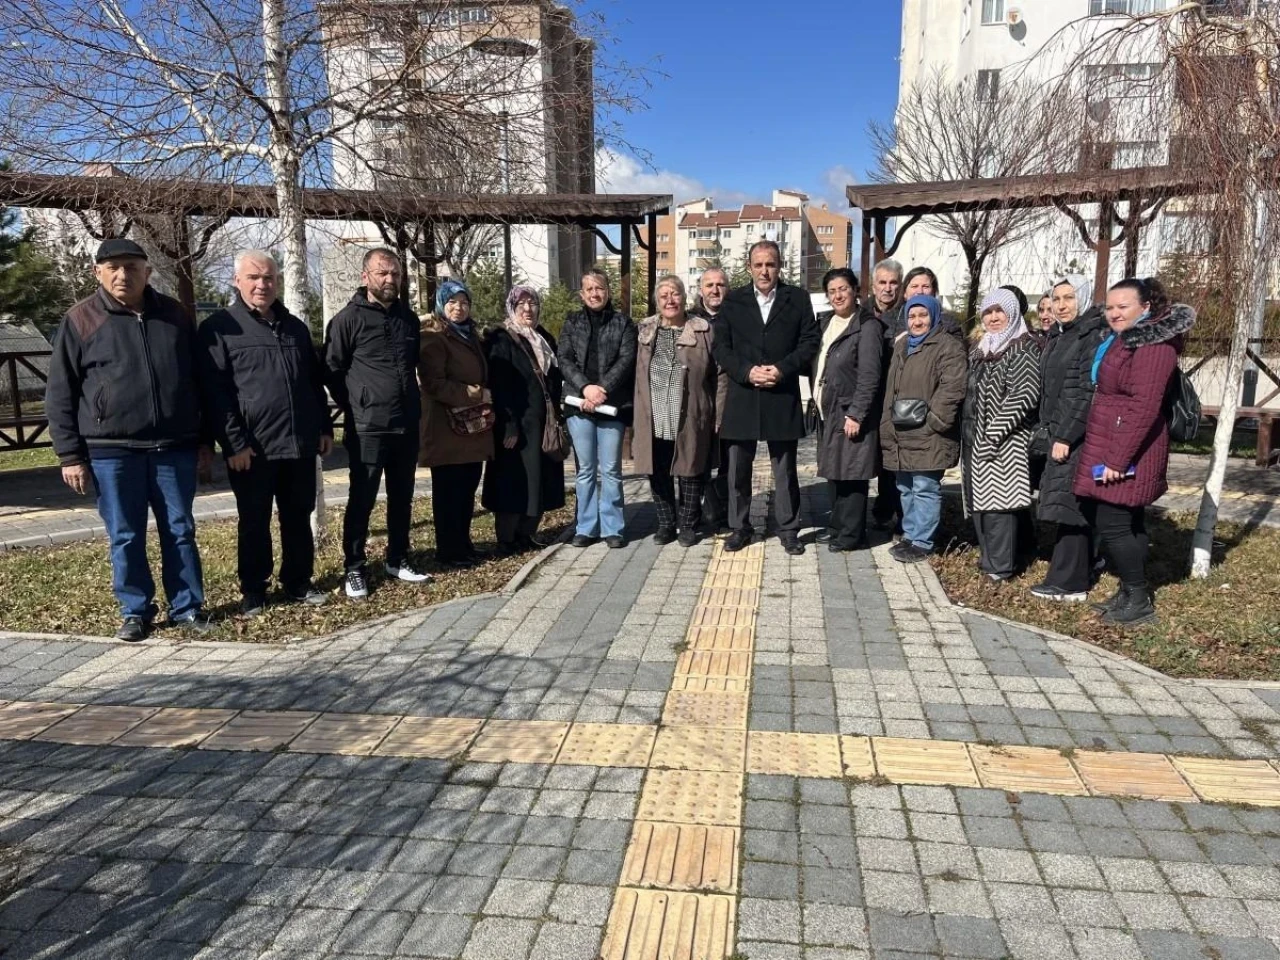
[{"left": 198, "top": 250, "right": 334, "bottom": 616}]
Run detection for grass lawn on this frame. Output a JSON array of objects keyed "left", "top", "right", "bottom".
[
  {"left": 0, "top": 446, "right": 57, "bottom": 471},
  {"left": 1170, "top": 424, "right": 1258, "bottom": 460},
  {"left": 931, "top": 499, "right": 1280, "bottom": 682},
  {"left": 0, "top": 497, "right": 575, "bottom": 644}
]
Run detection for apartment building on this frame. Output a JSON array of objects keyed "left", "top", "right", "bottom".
[
  {"left": 894, "top": 0, "right": 1234, "bottom": 305},
  {"left": 319, "top": 0, "right": 596, "bottom": 315}
]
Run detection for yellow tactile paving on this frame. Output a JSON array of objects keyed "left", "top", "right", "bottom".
[
  {"left": 374, "top": 717, "right": 482, "bottom": 759},
  {"left": 467, "top": 719, "right": 570, "bottom": 763},
  {"left": 0, "top": 701, "right": 83, "bottom": 740},
  {"left": 1172, "top": 756, "right": 1280, "bottom": 807},
  {"left": 1073, "top": 750, "right": 1199, "bottom": 803},
  {"left": 667, "top": 676, "right": 750, "bottom": 694},
  {"left": 689, "top": 607, "right": 756, "bottom": 629},
  {"left": 840, "top": 736, "right": 876, "bottom": 779},
  {"left": 652, "top": 727, "right": 745, "bottom": 773},
  {"left": 287, "top": 712, "right": 400, "bottom": 756},
  {"left": 199, "top": 710, "right": 319, "bottom": 752},
  {"left": 638, "top": 769, "right": 743, "bottom": 826},
  {"left": 697, "top": 587, "right": 760, "bottom": 609},
  {"left": 971, "top": 744, "right": 1089, "bottom": 796},
  {"left": 114, "top": 708, "right": 237, "bottom": 748},
  {"left": 702, "top": 570, "right": 758, "bottom": 590},
  {"left": 684, "top": 625, "right": 754, "bottom": 652},
  {"left": 872, "top": 737, "right": 982, "bottom": 787},
  {"left": 747, "top": 731, "right": 842, "bottom": 779},
  {"left": 662, "top": 691, "right": 749, "bottom": 729},
  {"left": 620, "top": 822, "right": 739, "bottom": 893},
  {"left": 674, "top": 651, "right": 753, "bottom": 679},
  {"left": 600, "top": 888, "right": 736, "bottom": 960},
  {"left": 557, "top": 723, "right": 656, "bottom": 768},
  {"left": 34, "top": 705, "right": 158, "bottom": 746}
]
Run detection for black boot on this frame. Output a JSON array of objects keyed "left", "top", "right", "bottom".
[
  {"left": 1102, "top": 586, "right": 1156, "bottom": 627},
  {"left": 1090, "top": 585, "right": 1124, "bottom": 614}
]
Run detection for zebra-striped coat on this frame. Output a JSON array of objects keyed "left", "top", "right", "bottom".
[{"left": 961, "top": 336, "right": 1041, "bottom": 517}]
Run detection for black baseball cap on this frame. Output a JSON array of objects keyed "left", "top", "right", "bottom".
[{"left": 94, "top": 238, "right": 148, "bottom": 263}]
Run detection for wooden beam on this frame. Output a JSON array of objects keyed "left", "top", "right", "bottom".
[
  {"left": 620, "top": 223, "right": 633, "bottom": 316},
  {"left": 646, "top": 213, "right": 658, "bottom": 316}
]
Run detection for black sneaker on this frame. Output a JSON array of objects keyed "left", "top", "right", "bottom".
[
  {"left": 571, "top": 534, "right": 596, "bottom": 548},
  {"left": 653, "top": 527, "right": 677, "bottom": 546},
  {"left": 344, "top": 568, "right": 369, "bottom": 600},
  {"left": 724, "top": 530, "right": 752, "bottom": 553},
  {"left": 173, "top": 611, "right": 215, "bottom": 634},
  {"left": 116, "top": 616, "right": 147, "bottom": 643},
  {"left": 241, "top": 593, "right": 267, "bottom": 617},
  {"left": 1102, "top": 587, "right": 1157, "bottom": 627},
  {"left": 605, "top": 535, "right": 626, "bottom": 549},
  {"left": 895, "top": 543, "right": 931, "bottom": 564},
  {"left": 781, "top": 536, "right": 805, "bottom": 556},
  {"left": 1090, "top": 586, "right": 1124, "bottom": 614},
  {"left": 677, "top": 530, "right": 700, "bottom": 548},
  {"left": 283, "top": 586, "right": 328, "bottom": 606}
]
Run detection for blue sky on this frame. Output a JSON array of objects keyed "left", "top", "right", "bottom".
[{"left": 592, "top": 0, "right": 903, "bottom": 210}]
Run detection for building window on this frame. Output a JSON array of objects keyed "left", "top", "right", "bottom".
[
  {"left": 1089, "top": 0, "right": 1161, "bottom": 14},
  {"left": 746, "top": 224, "right": 754, "bottom": 235},
  {"left": 981, "top": 0, "right": 1005, "bottom": 23},
  {"left": 721, "top": 230, "right": 732, "bottom": 239},
  {"left": 1112, "top": 140, "right": 1161, "bottom": 168},
  {"left": 976, "top": 69, "right": 1001, "bottom": 103},
  {"left": 658, "top": 234, "right": 669, "bottom": 243}
]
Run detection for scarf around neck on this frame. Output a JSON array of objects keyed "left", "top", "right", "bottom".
[{"left": 977, "top": 288, "right": 1029, "bottom": 357}]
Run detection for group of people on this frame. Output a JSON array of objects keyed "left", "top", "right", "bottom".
[{"left": 45, "top": 234, "right": 1190, "bottom": 642}]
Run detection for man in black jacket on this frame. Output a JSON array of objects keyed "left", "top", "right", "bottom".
[
  {"left": 711, "top": 241, "right": 820, "bottom": 555},
  {"left": 45, "top": 238, "right": 212, "bottom": 641},
  {"left": 864, "top": 259, "right": 903, "bottom": 530},
  {"left": 324, "top": 247, "right": 429, "bottom": 599},
  {"left": 692, "top": 267, "right": 731, "bottom": 532},
  {"left": 199, "top": 250, "right": 333, "bottom": 615}
]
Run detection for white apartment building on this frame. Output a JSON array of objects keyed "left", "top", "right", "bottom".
[
  {"left": 320, "top": 0, "right": 595, "bottom": 317},
  {"left": 894, "top": 0, "right": 1220, "bottom": 305}
]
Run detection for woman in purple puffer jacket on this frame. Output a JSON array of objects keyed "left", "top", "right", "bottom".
[{"left": 1073, "top": 278, "right": 1194, "bottom": 627}]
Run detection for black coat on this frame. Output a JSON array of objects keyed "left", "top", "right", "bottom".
[
  {"left": 556, "top": 303, "right": 636, "bottom": 424},
  {"left": 1036, "top": 308, "right": 1108, "bottom": 526},
  {"left": 711, "top": 283, "right": 820, "bottom": 442},
  {"left": 198, "top": 295, "right": 331, "bottom": 461},
  {"left": 45, "top": 287, "right": 204, "bottom": 466},
  {"left": 814, "top": 311, "right": 883, "bottom": 482},
  {"left": 481, "top": 327, "right": 566, "bottom": 517},
  {"left": 323, "top": 288, "right": 422, "bottom": 436}
]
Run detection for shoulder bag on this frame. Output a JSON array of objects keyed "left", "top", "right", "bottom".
[
  {"left": 447, "top": 402, "right": 495, "bottom": 437},
  {"left": 891, "top": 398, "right": 929, "bottom": 430}
]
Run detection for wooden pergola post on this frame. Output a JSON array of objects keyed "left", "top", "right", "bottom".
[
  {"left": 620, "top": 222, "right": 632, "bottom": 316},
  {"left": 1094, "top": 200, "right": 1115, "bottom": 303},
  {"left": 646, "top": 213, "right": 658, "bottom": 315},
  {"left": 859, "top": 215, "right": 873, "bottom": 292}
]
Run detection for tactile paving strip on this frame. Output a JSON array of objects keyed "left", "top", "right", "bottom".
[
  {"left": 689, "top": 606, "right": 755, "bottom": 629},
  {"left": 34, "top": 705, "right": 158, "bottom": 746},
  {"left": 467, "top": 719, "right": 570, "bottom": 763},
  {"left": 674, "top": 650, "right": 753, "bottom": 679},
  {"left": 374, "top": 717, "right": 482, "bottom": 759},
  {"left": 114, "top": 708, "right": 237, "bottom": 748},
  {"left": 970, "top": 744, "right": 1088, "bottom": 796},
  {"left": 1172, "top": 756, "right": 1280, "bottom": 806},
  {"left": 840, "top": 735, "right": 876, "bottom": 779},
  {"left": 662, "top": 691, "right": 749, "bottom": 729},
  {"left": 195, "top": 710, "right": 320, "bottom": 753},
  {"left": 557, "top": 723, "right": 656, "bottom": 768},
  {"left": 873, "top": 737, "right": 981, "bottom": 787},
  {"left": 287, "top": 712, "right": 400, "bottom": 756},
  {"left": 599, "top": 888, "right": 736, "bottom": 960},
  {"left": 638, "top": 769, "right": 743, "bottom": 826},
  {"left": 1072, "top": 749, "right": 1198, "bottom": 802},
  {"left": 697, "top": 587, "right": 760, "bottom": 609},
  {"left": 652, "top": 727, "right": 745, "bottom": 772},
  {"left": 620, "top": 821, "right": 740, "bottom": 893},
  {"left": 685, "top": 625, "right": 754, "bottom": 652},
  {"left": 746, "top": 731, "right": 842, "bottom": 778},
  {"left": 0, "top": 701, "right": 80, "bottom": 740},
  {"left": 667, "top": 676, "right": 750, "bottom": 694}
]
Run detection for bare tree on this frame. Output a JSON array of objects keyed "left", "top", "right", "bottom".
[{"left": 867, "top": 68, "right": 1064, "bottom": 322}]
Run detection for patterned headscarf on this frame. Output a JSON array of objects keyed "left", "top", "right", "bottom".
[
  {"left": 977, "top": 288, "right": 1028, "bottom": 356},
  {"left": 504, "top": 285, "right": 555, "bottom": 374}
]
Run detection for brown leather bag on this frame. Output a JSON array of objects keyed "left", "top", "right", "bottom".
[{"left": 447, "top": 402, "right": 495, "bottom": 437}]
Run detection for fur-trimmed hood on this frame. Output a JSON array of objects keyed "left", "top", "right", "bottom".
[{"left": 1120, "top": 303, "right": 1195, "bottom": 348}]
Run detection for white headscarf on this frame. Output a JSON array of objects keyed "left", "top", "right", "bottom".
[
  {"left": 1053, "top": 275, "right": 1095, "bottom": 325},
  {"left": 977, "top": 288, "right": 1029, "bottom": 356}
]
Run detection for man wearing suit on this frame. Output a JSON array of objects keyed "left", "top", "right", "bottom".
[{"left": 711, "top": 240, "right": 820, "bottom": 555}]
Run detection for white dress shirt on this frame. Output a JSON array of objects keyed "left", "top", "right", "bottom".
[{"left": 755, "top": 285, "right": 777, "bottom": 325}]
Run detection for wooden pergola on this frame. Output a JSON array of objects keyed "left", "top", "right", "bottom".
[
  {"left": 846, "top": 165, "right": 1208, "bottom": 300},
  {"left": 0, "top": 170, "right": 670, "bottom": 318}
]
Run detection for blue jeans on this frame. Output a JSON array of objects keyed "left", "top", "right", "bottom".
[
  {"left": 90, "top": 449, "right": 205, "bottom": 621},
  {"left": 895, "top": 469, "right": 944, "bottom": 552},
  {"left": 567, "top": 416, "right": 626, "bottom": 538}
]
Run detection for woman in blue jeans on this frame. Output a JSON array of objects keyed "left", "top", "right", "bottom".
[
  {"left": 879, "top": 295, "right": 968, "bottom": 562},
  {"left": 556, "top": 268, "right": 638, "bottom": 548}
]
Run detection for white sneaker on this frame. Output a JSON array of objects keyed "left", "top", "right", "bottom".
[
  {"left": 386, "top": 563, "right": 431, "bottom": 583},
  {"left": 344, "top": 569, "right": 369, "bottom": 599}
]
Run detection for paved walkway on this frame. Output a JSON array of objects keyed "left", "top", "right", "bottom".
[{"left": 1, "top": 458, "right": 1280, "bottom": 959}]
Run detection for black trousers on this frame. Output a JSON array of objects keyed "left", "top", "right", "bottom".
[
  {"left": 873, "top": 468, "right": 901, "bottom": 523},
  {"left": 496, "top": 512, "right": 540, "bottom": 544},
  {"left": 974, "top": 510, "right": 1021, "bottom": 579},
  {"left": 1093, "top": 501, "right": 1149, "bottom": 591},
  {"left": 343, "top": 431, "right": 419, "bottom": 572},
  {"left": 650, "top": 438, "right": 706, "bottom": 533},
  {"left": 431, "top": 462, "right": 483, "bottom": 562},
  {"left": 827, "top": 479, "right": 869, "bottom": 549},
  {"left": 726, "top": 439, "right": 800, "bottom": 535},
  {"left": 1045, "top": 521, "right": 1092, "bottom": 593},
  {"left": 227, "top": 455, "right": 317, "bottom": 596},
  {"left": 701, "top": 438, "right": 731, "bottom": 527}
]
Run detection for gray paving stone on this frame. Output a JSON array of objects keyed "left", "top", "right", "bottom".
[{"left": 460, "top": 917, "right": 537, "bottom": 960}]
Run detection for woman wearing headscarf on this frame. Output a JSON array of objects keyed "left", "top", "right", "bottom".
[
  {"left": 482, "top": 286, "right": 566, "bottom": 554},
  {"left": 632, "top": 275, "right": 718, "bottom": 547},
  {"left": 1074, "top": 279, "right": 1192, "bottom": 626},
  {"left": 962, "top": 289, "right": 1042, "bottom": 581},
  {"left": 1030, "top": 275, "right": 1106, "bottom": 602},
  {"left": 419, "top": 278, "right": 492, "bottom": 567},
  {"left": 813, "top": 268, "right": 882, "bottom": 552},
  {"left": 880, "top": 294, "right": 968, "bottom": 563}
]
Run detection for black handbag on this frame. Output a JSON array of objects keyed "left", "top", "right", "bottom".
[
  {"left": 891, "top": 398, "right": 929, "bottom": 429},
  {"left": 804, "top": 397, "right": 821, "bottom": 436}
]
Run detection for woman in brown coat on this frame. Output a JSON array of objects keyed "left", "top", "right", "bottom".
[
  {"left": 632, "top": 275, "right": 718, "bottom": 547},
  {"left": 418, "top": 278, "right": 492, "bottom": 567}
]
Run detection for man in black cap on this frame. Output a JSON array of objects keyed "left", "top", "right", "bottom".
[
  {"left": 199, "top": 250, "right": 333, "bottom": 616},
  {"left": 45, "top": 238, "right": 213, "bottom": 641}
]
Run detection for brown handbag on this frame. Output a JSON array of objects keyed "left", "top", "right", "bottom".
[{"left": 447, "top": 402, "right": 496, "bottom": 436}]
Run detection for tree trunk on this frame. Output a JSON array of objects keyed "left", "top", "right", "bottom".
[
  {"left": 963, "top": 246, "right": 983, "bottom": 329},
  {"left": 1190, "top": 177, "right": 1270, "bottom": 578}
]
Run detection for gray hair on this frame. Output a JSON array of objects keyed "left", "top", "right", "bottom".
[
  {"left": 699, "top": 267, "right": 728, "bottom": 287},
  {"left": 655, "top": 274, "right": 687, "bottom": 299},
  {"left": 873, "top": 258, "right": 903, "bottom": 280},
  {"left": 747, "top": 239, "right": 782, "bottom": 264},
  {"left": 233, "top": 249, "right": 278, "bottom": 275}
]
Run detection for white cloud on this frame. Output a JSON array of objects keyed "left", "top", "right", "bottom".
[{"left": 595, "top": 148, "right": 761, "bottom": 209}]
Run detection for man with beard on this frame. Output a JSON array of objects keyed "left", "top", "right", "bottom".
[{"left": 691, "top": 267, "right": 731, "bottom": 531}]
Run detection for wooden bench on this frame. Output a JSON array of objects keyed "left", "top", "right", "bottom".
[{"left": 1200, "top": 406, "right": 1278, "bottom": 468}]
